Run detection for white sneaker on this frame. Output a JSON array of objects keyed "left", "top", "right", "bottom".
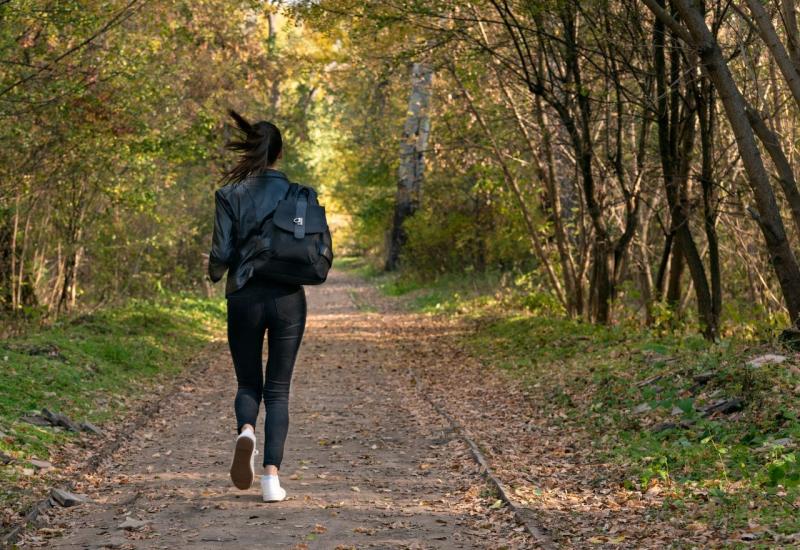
[
  {"left": 229, "top": 428, "right": 256, "bottom": 490},
  {"left": 261, "top": 474, "right": 286, "bottom": 502}
]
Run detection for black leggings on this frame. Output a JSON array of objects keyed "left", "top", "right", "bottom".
[{"left": 226, "top": 280, "right": 306, "bottom": 469}]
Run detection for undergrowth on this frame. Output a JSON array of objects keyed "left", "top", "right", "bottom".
[
  {"left": 339, "top": 255, "right": 800, "bottom": 542},
  {"left": 0, "top": 294, "right": 225, "bottom": 529}
]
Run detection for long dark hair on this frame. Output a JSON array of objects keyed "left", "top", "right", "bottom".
[{"left": 221, "top": 109, "right": 283, "bottom": 185}]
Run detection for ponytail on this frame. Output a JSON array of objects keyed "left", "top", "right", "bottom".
[{"left": 221, "top": 109, "right": 283, "bottom": 185}]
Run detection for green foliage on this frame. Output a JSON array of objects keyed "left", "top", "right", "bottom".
[
  {"left": 0, "top": 294, "right": 224, "bottom": 510},
  {"left": 401, "top": 187, "right": 532, "bottom": 278},
  {"left": 403, "top": 209, "right": 479, "bottom": 275},
  {"left": 764, "top": 452, "right": 800, "bottom": 489},
  {"left": 0, "top": 3, "right": 339, "bottom": 316},
  {"left": 487, "top": 317, "right": 800, "bottom": 534},
  {"left": 353, "top": 259, "right": 800, "bottom": 536}
]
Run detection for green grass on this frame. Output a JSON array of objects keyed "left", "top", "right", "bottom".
[
  {"left": 336, "top": 255, "right": 504, "bottom": 313},
  {"left": 477, "top": 312, "right": 800, "bottom": 541},
  {"left": 0, "top": 294, "right": 225, "bottom": 523},
  {"left": 342, "top": 255, "right": 800, "bottom": 542},
  {"left": 334, "top": 256, "right": 382, "bottom": 279}
]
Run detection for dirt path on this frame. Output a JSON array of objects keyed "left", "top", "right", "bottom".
[{"left": 21, "top": 270, "right": 533, "bottom": 549}]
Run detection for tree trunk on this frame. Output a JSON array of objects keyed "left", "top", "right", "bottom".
[
  {"left": 267, "top": 11, "right": 281, "bottom": 112},
  {"left": 655, "top": 231, "right": 673, "bottom": 302},
  {"left": 781, "top": 0, "right": 800, "bottom": 71},
  {"left": 667, "top": 0, "right": 800, "bottom": 325},
  {"left": 744, "top": 0, "right": 800, "bottom": 110},
  {"left": 385, "top": 62, "right": 433, "bottom": 271},
  {"left": 745, "top": 106, "right": 800, "bottom": 237},
  {"left": 666, "top": 240, "right": 684, "bottom": 307},
  {"left": 473, "top": 9, "right": 580, "bottom": 314},
  {"left": 697, "top": 76, "right": 721, "bottom": 338},
  {"left": 561, "top": 6, "right": 613, "bottom": 323},
  {"left": 58, "top": 244, "right": 82, "bottom": 314},
  {"left": 468, "top": 35, "right": 574, "bottom": 305},
  {"left": 0, "top": 210, "right": 12, "bottom": 311},
  {"left": 652, "top": 1, "right": 716, "bottom": 338},
  {"left": 449, "top": 63, "right": 567, "bottom": 305}
]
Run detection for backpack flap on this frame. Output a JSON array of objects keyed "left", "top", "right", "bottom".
[{"left": 273, "top": 197, "right": 327, "bottom": 236}]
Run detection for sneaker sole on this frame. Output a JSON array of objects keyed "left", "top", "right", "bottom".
[
  {"left": 261, "top": 480, "right": 286, "bottom": 502},
  {"left": 262, "top": 492, "right": 286, "bottom": 503},
  {"left": 230, "top": 436, "right": 255, "bottom": 490}
]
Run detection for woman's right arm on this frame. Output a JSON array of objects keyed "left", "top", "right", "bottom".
[{"left": 208, "top": 189, "right": 235, "bottom": 282}]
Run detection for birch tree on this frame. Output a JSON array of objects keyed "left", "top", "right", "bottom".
[{"left": 386, "top": 62, "right": 434, "bottom": 271}]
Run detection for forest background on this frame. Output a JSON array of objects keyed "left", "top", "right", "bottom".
[
  {"left": 6, "top": 0, "right": 800, "bottom": 341},
  {"left": 7, "top": 0, "right": 800, "bottom": 543}
]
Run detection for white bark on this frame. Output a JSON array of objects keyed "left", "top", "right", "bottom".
[{"left": 386, "top": 62, "right": 433, "bottom": 270}]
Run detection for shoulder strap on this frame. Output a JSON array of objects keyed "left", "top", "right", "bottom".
[
  {"left": 285, "top": 182, "right": 300, "bottom": 200},
  {"left": 290, "top": 183, "right": 320, "bottom": 205}
]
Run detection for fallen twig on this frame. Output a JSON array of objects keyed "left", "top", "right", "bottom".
[{"left": 406, "top": 367, "right": 556, "bottom": 549}]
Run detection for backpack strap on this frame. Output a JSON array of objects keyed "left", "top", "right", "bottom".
[
  {"left": 294, "top": 197, "right": 307, "bottom": 239},
  {"left": 284, "top": 183, "right": 304, "bottom": 239},
  {"left": 284, "top": 181, "right": 298, "bottom": 199},
  {"left": 286, "top": 182, "right": 319, "bottom": 239}
]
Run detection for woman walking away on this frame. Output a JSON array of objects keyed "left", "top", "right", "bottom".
[{"left": 207, "top": 110, "right": 308, "bottom": 503}]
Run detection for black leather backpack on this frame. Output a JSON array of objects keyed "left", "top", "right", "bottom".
[{"left": 250, "top": 183, "right": 333, "bottom": 285}]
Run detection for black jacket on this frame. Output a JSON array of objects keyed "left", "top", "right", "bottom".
[{"left": 208, "top": 169, "right": 304, "bottom": 296}]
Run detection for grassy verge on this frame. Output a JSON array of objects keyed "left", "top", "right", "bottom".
[
  {"left": 0, "top": 294, "right": 225, "bottom": 530},
  {"left": 334, "top": 255, "right": 506, "bottom": 314},
  {"left": 339, "top": 256, "right": 800, "bottom": 543}
]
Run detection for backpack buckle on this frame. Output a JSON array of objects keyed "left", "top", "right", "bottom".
[{"left": 293, "top": 217, "right": 303, "bottom": 226}]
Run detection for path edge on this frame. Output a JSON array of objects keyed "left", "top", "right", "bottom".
[
  {"left": 0, "top": 341, "right": 223, "bottom": 549},
  {"left": 407, "top": 368, "right": 556, "bottom": 549},
  {"left": 339, "top": 267, "right": 555, "bottom": 547}
]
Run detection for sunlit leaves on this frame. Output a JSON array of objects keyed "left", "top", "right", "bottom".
[{"left": 0, "top": 1, "right": 339, "bottom": 309}]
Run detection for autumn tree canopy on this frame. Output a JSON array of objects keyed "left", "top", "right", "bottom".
[{"left": 5, "top": 0, "right": 800, "bottom": 341}]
